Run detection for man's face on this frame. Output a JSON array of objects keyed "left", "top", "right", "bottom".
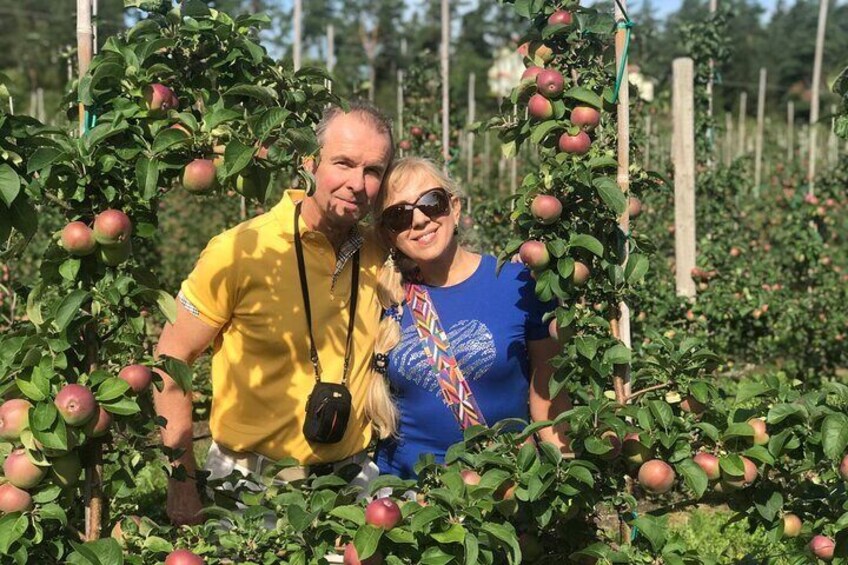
[{"left": 307, "top": 113, "right": 392, "bottom": 228}]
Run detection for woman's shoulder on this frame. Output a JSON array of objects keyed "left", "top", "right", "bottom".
[{"left": 483, "top": 254, "right": 534, "bottom": 285}]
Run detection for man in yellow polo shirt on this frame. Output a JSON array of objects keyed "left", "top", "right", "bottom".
[{"left": 153, "top": 101, "right": 394, "bottom": 526}]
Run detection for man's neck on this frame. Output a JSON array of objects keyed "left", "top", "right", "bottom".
[{"left": 299, "top": 196, "right": 352, "bottom": 252}]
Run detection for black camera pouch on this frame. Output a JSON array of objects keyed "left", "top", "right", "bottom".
[{"left": 303, "top": 382, "right": 352, "bottom": 444}]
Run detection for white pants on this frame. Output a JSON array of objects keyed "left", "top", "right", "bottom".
[{"left": 204, "top": 441, "right": 380, "bottom": 501}]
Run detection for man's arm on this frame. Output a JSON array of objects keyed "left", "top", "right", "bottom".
[
  {"left": 153, "top": 301, "right": 220, "bottom": 525},
  {"left": 528, "top": 338, "right": 573, "bottom": 453}
]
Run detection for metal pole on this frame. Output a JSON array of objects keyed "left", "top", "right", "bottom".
[
  {"left": 672, "top": 58, "right": 697, "bottom": 299},
  {"left": 737, "top": 92, "right": 747, "bottom": 158},
  {"left": 787, "top": 101, "right": 795, "bottom": 165},
  {"left": 466, "top": 72, "right": 476, "bottom": 187},
  {"left": 754, "top": 68, "right": 766, "bottom": 195},
  {"left": 77, "top": 0, "right": 93, "bottom": 135}
]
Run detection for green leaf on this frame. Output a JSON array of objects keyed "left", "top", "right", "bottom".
[
  {"left": 719, "top": 454, "right": 744, "bottom": 477},
  {"left": 156, "top": 291, "right": 177, "bottom": 324},
  {"left": 251, "top": 107, "right": 290, "bottom": 141},
  {"left": 575, "top": 335, "right": 598, "bottom": 360},
  {"left": 135, "top": 157, "right": 160, "bottom": 201},
  {"left": 822, "top": 413, "right": 848, "bottom": 461},
  {"left": 101, "top": 397, "right": 141, "bottom": 416},
  {"left": 530, "top": 120, "right": 560, "bottom": 144},
  {"left": 67, "top": 538, "right": 124, "bottom": 565},
  {"left": 353, "top": 525, "right": 383, "bottom": 561},
  {"left": 59, "top": 258, "right": 81, "bottom": 282},
  {"left": 203, "top": 108, "right": 242, "bottom": 131},
  {"left": 152, "top": 128, "right": 190, "bottom": 155},
  {"left": 95, "top": 378, "right": 131, "bottom": 402},
  {"left": 328, "top": 505, "right": 365, "bottom": 525},
  {"left": 53, "top": 290, "right": 90, "bottom": 332},
  {"left": 0, "top": 164, "right": 20, "bottom": 207},
  {"left": 481, "top": 522, "right": 521, "bottom": 564},
  {"left": 410, "top": 505, "right": 445, "bottom": 532},
  {"left": 570, "top": 233, "right": 604, "bottom": 257},
  {"left": 223, "top": 140, "right": 254, "bottom": 178},
  {"left": 31, "top": 402, "right": 57, "bottom": 431},
  {"left": 767, "top": 403, "right": 807, "bottom": 425},
  {"left": 26, "top": 147, "right": 64, "bottom": 173},
  {"left": 723, "top": 422, "right": 755, "bottom": 440},
  {"left": 563, "top": 86, "right": 603, "bottom": 109},
  {"left": 431, "top": 523, "right": 466, "bottom": 544},
  {"left": 222, "top": 85, "right": 277, "bottom": 106},
  {"left": 464, "top": 533, "right": 479, "bottom": 565},
  {"left": 161, "top": 356, "right": 192, "bottom": 393},
  {"left": 625, "top": 254, "right": 649, "bottom": 283},
  {"left": 753, "top": 489, "right": 783, "bottom": 522},
  {"left": 676, "top": 458, "right": 708, "bottom": 498},
  {"left": 588, "top": 155, "right": 619, "bottom": 169},
  {"left": 0, "top": 513, "right": 28, "bottom": 555},
  {"left": 501, "top": 139, "right": 517, "bottom": 159},
  {"left": 735, "top": 382, "right": 770, "bottom": 404},
  {"left": 603, "top": 344, "right": 631, "bottom": 365},
  {"left": 631, "top": 515, "right": 666, "bottom": 553},
  {"left": 648, "top": 400, "right": 673, "bottom": 429},
  {"left": 592, "top": 177, "right": 627, "bottom": 215},
  {"left": 15, "top": 376, "right": 48, "bottom": 402}
]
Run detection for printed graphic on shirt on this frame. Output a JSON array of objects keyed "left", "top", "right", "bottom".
[{"left": 393, "top": 319, "right": 496, "bottom": 392}]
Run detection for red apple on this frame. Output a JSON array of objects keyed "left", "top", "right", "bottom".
[
  {"left": 55, "top": 384, "right": 97, "bottom": 427},
  {"left": 51, "top": 452, "right": 82, "bottom": 488},
  {"left": 343, "top": 543, "right": 383, "bottom": 565},
  {"left": 530, "top": 42, "right": 554, "bottom": 64},
  {"left": 410, "top": 126, "right": 424, "bottom": 138},
  {"left": 558, "top": 131, "right": 591, "bottom": 154},
  {"left": 0, "top": 483, "right": 33, "bottom": 514},
  {"left": 693, "top": 452, "right": 720, "bottom": 481},
  {"left": 729, "top": 246, "right": 741, "bottom": 258},
  {"left": 530, "top": 195, "right": 562, "bottom": 224},
  {"left": 840, "top": 454, "right": 848, "bottom": 480},
  {"left": 573, "top": 262, "right": 590, "bottom": 286},
  {"left": 84, "top": 406, "right": 113, "bottom": 438},
  {"left": 522, "top": 66, "right": 543, "bottom": 81},
  {"left": 519, "top": 240, "right": 550, "bottom": 270},
  {"left": 722, "top": 456, "right": 757, "bottom": 489},
  {"left": 61, "top": 222, "right": 97, "bottom": 256},
  {"left": 622, "top": 433, "right": 652, "bottom": 466},
  {"left": 628, "top": 197, "right": 642, "bottom": 219},
  {"left": 3, "top": 449, "right": 46, "bottom": 489},
  {"left": 119, "top": 364, "right": 153, "bottom": 394},
  {"left": 809, "top": 535, "right": 835, "bottom": 561},
  {"left": 182, "top": 159, "right": 218, "bottom": 194},
  {"left": 747, "top": 418, "right": 769, "bottom": 446},
  {"left": 364, "top": 497, "right": 402, "bottom": 530},
  {"left": 536, "top": 69, "right": 564, "bottom": 99},
  {"left": 782, "top": 513, "right": 802, "bottom": 538},
  {"left": 638, "top": 460, "right": 675, "bottom": 494},
  {"left": 144, "top": 83, "right": 178, "bottom": 114},
  {"left": 528, "top": 94, "right": 554, "bottom": 120},
  {"left": 165, "top": 549, "right": 205, "bottom": 565},
  {"left": 460, "top": 469, "right": 482, "bottom": 486},
  {"left": 570, "top": 106, "right": 600, "bottom": 130},
  {"left": 680, "top": 395, "right": 706, "bottom": 415},
  {"left": 93, "top": 209, "right": 132, "bottom": 246},
  {"left": 548, "top": 10, "right": 573, "bottom": 26},
  {"left": 398, "top": 139, "right": 412, "bottom": 151},
  {"left": 0, "top": 399, "right": 32, "bottom": 441}
]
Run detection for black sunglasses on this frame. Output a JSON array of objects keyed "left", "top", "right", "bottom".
[{"left": 381, "top": 188, "right": 452, "bottom": 232}]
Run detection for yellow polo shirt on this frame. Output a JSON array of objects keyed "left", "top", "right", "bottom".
[{"left": 180, "top": 189, "right": 383, "bottom": 464}]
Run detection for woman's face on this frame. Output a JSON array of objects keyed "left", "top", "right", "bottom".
[{"left": 381, "top": 170, "right": 461, "bottom": 266}]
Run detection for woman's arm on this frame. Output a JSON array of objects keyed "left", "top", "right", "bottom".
[{"left": 528, "top": 338, "right": 573, "bottom": 453}]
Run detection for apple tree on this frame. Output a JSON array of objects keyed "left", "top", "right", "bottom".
[{"left": 0, "top": 0, "right": 335, "bottom": 561}]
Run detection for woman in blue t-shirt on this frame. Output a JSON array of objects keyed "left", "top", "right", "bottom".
[{"left": 367, "top": 157, "right": 572, "bottom": 479}]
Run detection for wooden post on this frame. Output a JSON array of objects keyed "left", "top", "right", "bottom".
[
  {"left": 78, "top": 1, "right": 102, "bottom": 540},
  {"left": 92, "top": 0, "right": 98, "bottom": 55},
  {"left": 754, "top": 68, "right": 766, "bottom": 195},
  {"left": 397, "top": 70, "right": 404, "bottom": 153},
  {"left": 293, "top": 0, "right": 302, "bottom": 71},
  {"left": 37, "top": 88, "right": 45, "bottom": 123},
  {"left": 7, "top": 96, "right": 13, "bottom": 114},
  {"left": 787, "top": 101, "right": 795, "bottom": 164},
  {"left": 326, "top": 25, "right": 335, "bottom": 74},
  {"left": 644, "top": 114, "right": 651, "bottom": 169},
  {"left": 673, "top": 58, "right": 696, "bottom": 299},
  {"left": 706, "top": 0, "right": 717, "bottom": 166},
  {"left": 77, "top": 0, "right": 92, "bottom": 134},
  {"left": 828, "top": 103, "right": 838, "bottom": 166},
  {"left": 737, "top": 91, "right": 747, "bottom": 158},
  {"left": 808, "top": 0, "right": 828, "bottom": 193},
  {"left": 614, "top": 0, "right": 632, "bottom": 404},
  {"left": 724, "top": 111, "right": 732, "bottom": 165},
  {"left": 484, "top": 130, "right": 491, "bottom": 184},
  {"left": 466, "top": 72, "right": 476, "bottom": 186},
  {"left": 440, "top": 0, "right": 450, "bottom": 168}
]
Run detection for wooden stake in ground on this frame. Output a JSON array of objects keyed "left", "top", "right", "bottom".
[
  {"left": 828, "top": 103, "right": 838, "bottom": 166},
  {"left": 807, "top": 0, "right": 828, "bottom": 194},
  {"left": 293, "top": 0, "right": 302, "bottom": 71},
  {"left": 737, "top": 91, "right": 747, "bottom": 158},
  {"left": 672, "top": 58, "right": 696, "bottom": 299},
  {"left": 754, "top": 68, "right": 766, "bottom": 195},
  {"left": 466, "top": 72, "right": 476, "bottom": 187},
  {"left": 787, "top": 101, "right": 795, "bottom": 164},
  {"left": 440, "top": 0, "right": 450, "bottom": 168},
  {"left": 326, "top": 24, "right": 335, "bottom": 93},
  {"left": 397, "top": 70, "right": 404, "bottom": 152},
  {"left": 724, "top": 111, "right": 732, "bottom": 166},
  {"left": 644, "top": 114, "right": 651, "bottom": 170},
  {"left": 77, "top": 0, "right": 93, "bottom": 135},
  {"left": 706, "top": 0, "right": 717, "bottom": 166}
]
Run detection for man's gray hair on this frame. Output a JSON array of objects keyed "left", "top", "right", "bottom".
[{"left": 315, "top": 100, "right": 395, "bottom": 161}]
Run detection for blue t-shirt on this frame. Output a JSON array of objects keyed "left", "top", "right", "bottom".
[{"left": 374, "top": 254, "right": 551, "bottom": 479}]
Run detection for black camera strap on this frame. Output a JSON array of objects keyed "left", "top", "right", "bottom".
[{"left": 293, "top": 201, "right": 360, "bottom": 386}]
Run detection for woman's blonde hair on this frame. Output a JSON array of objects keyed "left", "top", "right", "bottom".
[{"left": 366, "top": 157, "right": 462, "bottom": 439}]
